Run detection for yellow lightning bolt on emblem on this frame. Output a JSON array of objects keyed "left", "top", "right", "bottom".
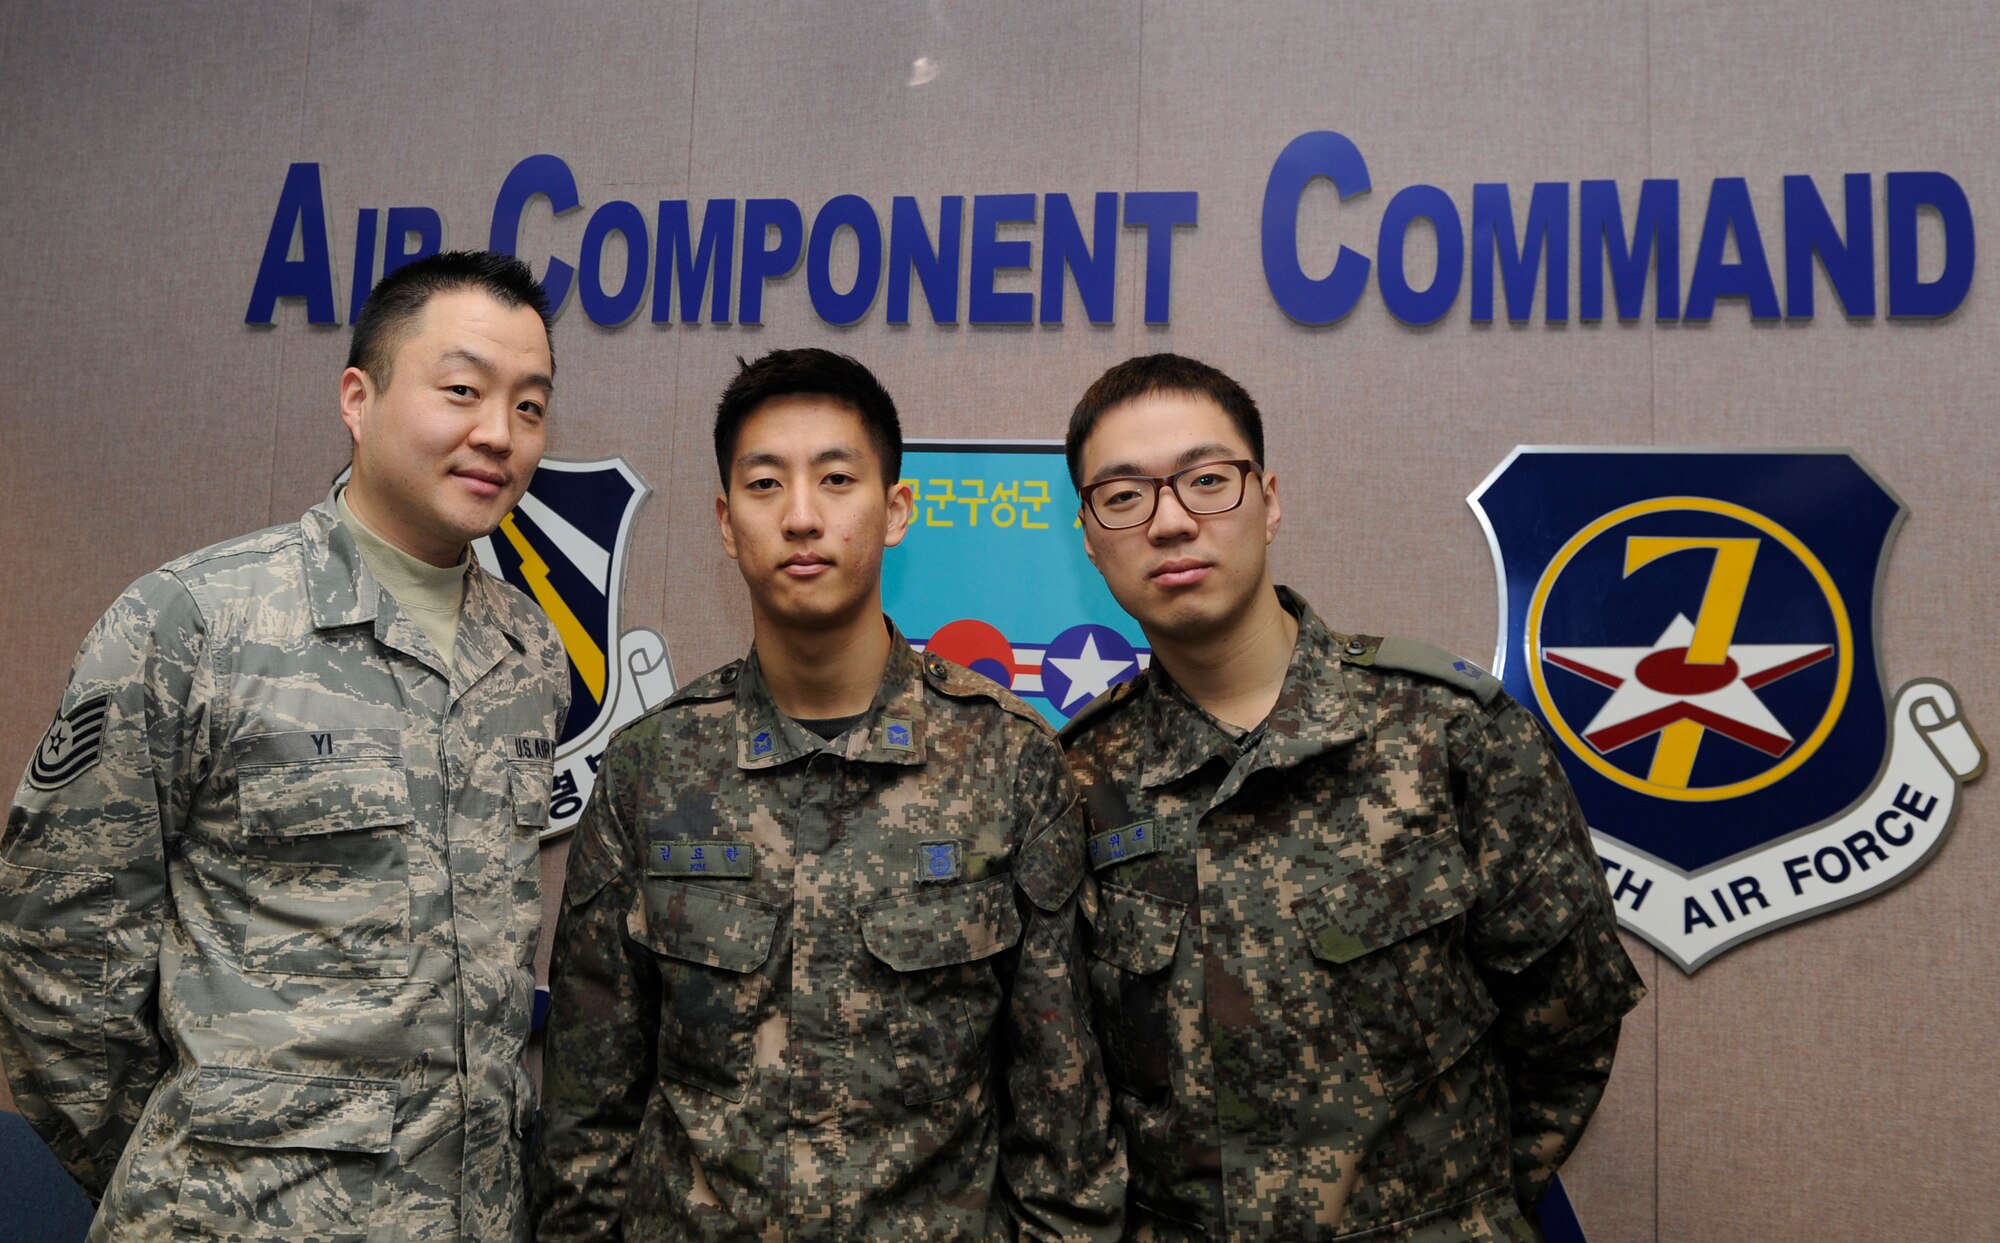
[{"left": 497, "top": 514, "right": 607, "bottom": 704}]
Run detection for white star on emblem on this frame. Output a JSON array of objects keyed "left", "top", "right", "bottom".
[
  {"left": 1543, "top": 613, "right": 1834, "bottom": 773},
  {"left": 1046, "top": 634, "right": 1135, "bottom": 711}
]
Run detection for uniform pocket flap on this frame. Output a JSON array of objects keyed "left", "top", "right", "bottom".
[
  {"left": 187, "top": 1066, "right": 396, "bottom": 1154},
  {"left": 639, "top": 880, "right": 780, "bottom": 974},
  {"left": 1295, "top": 833, "right": 1474, "bottom": 965},
  {"left": 237, "top": 755, "right": 413, "bottom": 839},
  {"left": 860, "top": 875, "right": 1022, "bottom": 972},
  {"left": 509, "top": 761, "right": 552, "bottom": 829},
  {"left": 1084, "top": 880, "right": 1185, "bottom": 975}
]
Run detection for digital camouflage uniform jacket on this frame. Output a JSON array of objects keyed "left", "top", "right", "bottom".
[
  {"left": 0, "top": 493, "right": 570, "bottom": 1241},
  {"left": 534, "top": 630, "right": 1124, "bottom": 1242},
  {"left": 1061, "top": 590, "right": 1644, "bottom": 1242}
]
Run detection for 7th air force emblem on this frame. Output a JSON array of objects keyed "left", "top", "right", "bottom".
[{"left": 1472, "top": 449, "right": 1984, "bottom": 971}]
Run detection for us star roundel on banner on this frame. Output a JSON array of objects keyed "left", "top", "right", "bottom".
[{"left": 1471, "top": 449, "right": 1984, "bottom": 972}]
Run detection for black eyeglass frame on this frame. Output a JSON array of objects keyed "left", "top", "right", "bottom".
[{"left": 1077, "top": 459, "right": 1264, "bottom": 531}]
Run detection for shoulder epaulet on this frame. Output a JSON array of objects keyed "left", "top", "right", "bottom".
[
  {"left": 1334, "top": 632, "right": 1502, "bottom": 707},
  {"left": 919, "top": 651, "right": 1051, "bottom": 734},
  {"left": 1056, "top": 674, "right": 1142, "bottom": 744},
  {"left": 659, "top": 660, "right": 745, "bottom": 709}
]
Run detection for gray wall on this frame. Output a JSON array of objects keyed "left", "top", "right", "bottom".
[{"left": 3, "top": 3, "right": 1995, "bottom": 1238}]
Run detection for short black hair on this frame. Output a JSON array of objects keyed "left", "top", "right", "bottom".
[
  {"left": 346, "top": 250, "right": 553, "bottom": 389},
  {"left": 713, "top": 349, "right": 903, "bottom": 491},
  {"left": 1064, "top": 353, "right": 1266, "bottom": 487}
]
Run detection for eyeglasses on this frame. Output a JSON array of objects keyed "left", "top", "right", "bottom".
[{"left": 1078, "top": 460, "right": 1262, "bottom": 531}]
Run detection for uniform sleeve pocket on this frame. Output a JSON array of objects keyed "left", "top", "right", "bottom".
[
  {"left": 859, "top": 875, "right": 1021, "bottom": 972},
  {"left": 1294, "top": 832, "right": 1496, "bottom": 1097},
  {"left": 636, "top": 881, "right": 782, "bottom": 1102},
  {"left": 860, "top": 876, "right": 1021, "bottom": 1105},
  {"left": 0, "top": 859, "right": 113, "bottom": 1105},
  {"left": 508, "top": 760, "right": 552, "bottom": 831},
  {"left": 175, "top": 1066, "right": 394, "bottom": 1241},
  {"left": 1083, "top": 880, "right": 1185, "bottom": 976}
]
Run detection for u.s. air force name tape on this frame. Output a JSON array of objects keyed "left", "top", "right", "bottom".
[{"left": 1596, "top": 679, "right": 1986, "bottom": 972}]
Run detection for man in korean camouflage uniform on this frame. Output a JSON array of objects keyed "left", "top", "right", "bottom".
[
  {"left": 0, "top": 251, "right": 571, "bottom": 1241},
  {"left": 534, "top": 348, "right": 1123, "bottom": 1241},
  {"left": 1058, "top": 354, "right": 1646, "bottom": 1241}
]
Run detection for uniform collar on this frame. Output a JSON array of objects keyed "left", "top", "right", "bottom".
[
  {"left": 732, "top": 621, "right": 929, "bottom": 770},
  {"left": 302, "top": 487, "right": 529, "bottom": 682},
  {"left": 1136, "top": 586, "right": 1366, "bottom": 790}
]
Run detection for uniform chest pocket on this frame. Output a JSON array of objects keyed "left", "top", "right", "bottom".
[
  {"left": 860, "top": 875, "right": 1022, "bottom": 1106},
  {"left": 1293, "top": 832, "right": 1497, "bottom": 1098},
  {"left": 1083, "top": 880, "right": 1186, "bottom": 1102},
  {"left": 636, "top": 879, "right": 781, "bottom": 1102},
  {"left": 232, "top": 732, "right": 414, "bottom": 979}
]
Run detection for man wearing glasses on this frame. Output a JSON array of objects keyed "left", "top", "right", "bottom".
[{"left": 1059, "top": 354, "right": 1644, "bottom": 1240}]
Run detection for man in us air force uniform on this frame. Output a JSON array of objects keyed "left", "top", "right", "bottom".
[{"left": 0, "top": 251, "right": 571, "bottom": 1240}]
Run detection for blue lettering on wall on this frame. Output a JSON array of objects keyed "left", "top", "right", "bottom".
[
  {"left": 1579, "top": 179, "right": 1680, "bottom": 321},
  {"left": 969, "top": 193, "right": 1037, "bottom": 325},
  {"left": 347, "top": 206, "right": 379, "bottom": 325},
  {"left": 1886, "top": 171, "right": 1976, "bottom": 318},
  {"left": 245, "top": 162, "right": 335, "bottom": 325},
  {"left": 246, "top": 141, "right": 1970, "bottom": 330},
  {"left": 1122, "top": 191, "right": 1198, "bottom": 324},
  {"left": 488, "top": 153, "right": 582, "bottom": 315},
  {"left": 653, "top": 198, "right": 735, "bottom": 325},
  {"left": 1261, "top": 129, "right": 1373, "bottom": 325},
  {"left": 1042, "top": 192, "right": 1118, "bottom": 326},
  {"left": 1471, "top": 181, "right": 1569, "bottom": 324},
  {"left": 578, "top": 199, "right": 649, "bottom": 327},
  {"left": 806, "top": 193, "right": 883, "bottom": 326},
  {"left": 1784, "top": 173, "right": 1874, "bottom": 319},
  {"left": 1685, "top": 177, "right": 1781, "bottom": 321},
  {"left": 1377, "top": 183, "right": 1463, "bottom": 326},
  {"left": 887, "top": 195, "right": 963, "bottom": 325},
  {"left": 383, "top": 206, "right": 443, "bottom": 284},
  {"left": 739, "top": 197, "right": 804, "bottom": 325}
]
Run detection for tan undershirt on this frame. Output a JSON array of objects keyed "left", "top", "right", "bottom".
[{"left": 338, "top": 489, "right": 468, "bottom": 665}]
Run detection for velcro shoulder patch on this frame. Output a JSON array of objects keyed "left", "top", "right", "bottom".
[
  {"left": 921, "top": 652, "right": 1052, "bottom": 734},
  {"left": 663, "top": 661, "right": 744, "bottom": 708},
  {"left": 1351, "top": 634, "right": 1502, "bottom": 706},
  {"left": 1057, "top": 676, "right": 1141, "bottom": 745}
]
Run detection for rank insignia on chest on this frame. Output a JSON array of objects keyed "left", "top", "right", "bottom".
[
  {"left": 919, "top": 839, "right": 963, "bottom": 881},
  {"left": 647, "top": 839, "right": 755, "bottom": 877},
  {"left": 883, "top": 718, "right": 914, "bottom": 750},
  {"left": 1087, "top": 821, "right": 1158, "bottom": 870}
]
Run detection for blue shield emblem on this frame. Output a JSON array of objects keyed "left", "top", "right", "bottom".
[
  {"left": 471, "top": 457, "right": 676, "bottom": 836},
  {"left": 1471, "top": 449, "right": 1983, "bottom": 971}
]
